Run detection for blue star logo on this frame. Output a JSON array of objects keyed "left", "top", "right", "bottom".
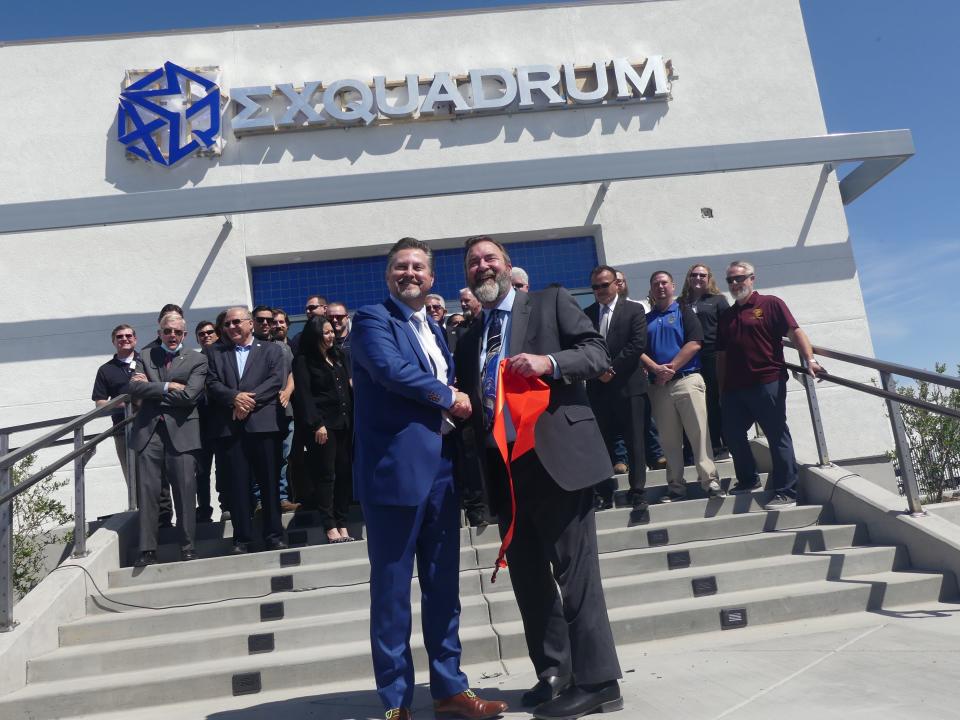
[{"left": 117, "top": 61, "right": 222, "bottom": 166}]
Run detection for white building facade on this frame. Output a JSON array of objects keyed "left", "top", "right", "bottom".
[{"left": 0, "top": 0, "right": 901, "bottom": 517}]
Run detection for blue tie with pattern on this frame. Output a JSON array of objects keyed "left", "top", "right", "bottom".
[{"left": 482, "top": 310, "right": 503, "bottom": 429}]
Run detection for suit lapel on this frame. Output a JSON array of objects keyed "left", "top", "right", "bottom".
[
  {"left": 386, "top": 298, "right": 432, "bottom": 374},
  {"left": 586, "top": 302, "right": 600, "bottom": 331},
  {"left": 429, "top": 319, "right": 454, "bottom": 383},
  {"left": 508, "top": 292, "right": 531, "bottom": 357}
]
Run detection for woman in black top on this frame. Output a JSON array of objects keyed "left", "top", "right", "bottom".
[
  {"left": 292, "top": 316, "right": 355, "bottom": 543},
  {"left": 680, "top": 263, "right": 731, "bottom": 457}
]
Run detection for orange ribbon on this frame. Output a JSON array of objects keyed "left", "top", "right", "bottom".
[{"left": 490, "top": 359, "right": 551, "bottom": 582}]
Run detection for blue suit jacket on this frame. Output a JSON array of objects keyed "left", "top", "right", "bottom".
[{"left": 351, "top": 298, "right": 455, "bottom": 507}]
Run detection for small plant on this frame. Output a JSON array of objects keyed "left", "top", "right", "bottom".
[
  {"left": 10, "top": 454, "right": 73, "bottom": 598},
  {"left": 895, "top": 364, "right": 960, "bottom": 503}
]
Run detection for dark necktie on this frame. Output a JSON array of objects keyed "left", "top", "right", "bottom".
[{"left": 482, "top": 310, "right": 503, "bottom": 429}]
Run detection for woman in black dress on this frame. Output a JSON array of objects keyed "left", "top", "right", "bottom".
[
  {"left": 292, "top": 316, "right": 355, "bottom": 543},
  {"left": 680, "top": 263, "right": 731, "bottom": 459}
]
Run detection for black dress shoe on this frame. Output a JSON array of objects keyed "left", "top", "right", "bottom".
[
  {"left": 533, "top": 681, "right": 622, "bottom": 719},
  {"left": 522, "top": 675, "right": 571, "bottom": 707},
  {"left": 133, "top": 551, "right": 157, "bottom": 568},
  {"left": 181, "top": 549, "right": 197, "bottom": 561},
  {"left": 264, "top": 539, "right": 288, "bottom": 551},
  {"left": 230, "top": 543, "right": 249, "bottom": 555}
]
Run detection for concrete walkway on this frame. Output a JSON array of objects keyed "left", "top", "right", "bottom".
[{"left": 78, "top": 603, "right": 960, "bottom": 720}]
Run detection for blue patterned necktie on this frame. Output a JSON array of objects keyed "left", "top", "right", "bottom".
[{"left": 482, "top": 310, "right": 503, "bottom": 429}]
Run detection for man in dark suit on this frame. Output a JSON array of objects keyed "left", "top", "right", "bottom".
[
  {"left": 205, "top": 307, "right": 288, "bottom": 554},
  {"left": 351, "top": 238, "right": 507, "bottom": 720},
  {"left": 129, "top": 313, "right": 207, "bottom": 566},
  {"left": 585, "top": 265, "right": 649, "bottom": 514},
  {"left": 455, "top": 236, "right": 623, "bottom": 720}
]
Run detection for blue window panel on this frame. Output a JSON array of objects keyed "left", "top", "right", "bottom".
[{"left": 251, "top": 235, "right": 598, "bottom": 315}]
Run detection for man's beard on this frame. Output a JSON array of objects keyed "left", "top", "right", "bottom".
[
  {"left": 732, "top": 286, "right": 752, "bottom": 302},
  {"left": 471, "top": 269, "right": 511, "bottom": 304}
]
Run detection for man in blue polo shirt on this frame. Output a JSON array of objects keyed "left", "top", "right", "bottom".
[{"left": 640, "top": 271, "right": 723, "bottom": 502}]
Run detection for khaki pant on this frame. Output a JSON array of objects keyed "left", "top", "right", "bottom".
[{"left": 647, "top": 373, "right": 719, "bottom": 493}]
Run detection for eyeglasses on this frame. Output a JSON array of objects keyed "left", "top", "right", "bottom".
[
  {"left": 161, "top": 328, "right": 185, "bottom": 336},
  {"left": 327, "top": 314, "right": 348, "bottom": 321},
  {"left": 254, "top": 316, "right": 277, "bottom": 325},
  {"left": 197, "top": 329, "right": 216, "bottom": 338},
  {"left": 725, "top": 274, "right": 753, "bottom": 284},
  {"left": 591, "top": 281, "right": 614, "bottom": 291},
  {"left": 689, "top": 273, "right": 708, "bottom": 279},
  {"left": 424, "top": 305, "right": 444, "bottom": 312},
  {"left": 224, "top": 318, "right": 248, "bottom": 327},
  {"left": 512, "top": 283, "right": 526, "bottom": 290},
  {"left": 114, "top": 334, "right": 135, "bottom": 340},
  {"left": 305, "top": 304, "right": 326, "bottom": 313}
]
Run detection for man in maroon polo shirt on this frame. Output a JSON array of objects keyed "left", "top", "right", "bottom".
[{"left": 716, "top": 260, "right": 823, "bottom": 510}]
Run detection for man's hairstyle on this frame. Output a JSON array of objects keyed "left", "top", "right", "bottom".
[
  {"left": 615, "top": 270, "right": 630, "bottom": 298},
  {"left": 425, "top": 293, "right": 445, "bottom": 305},
  {"left": 463, "top": 235, "right": 511, "bottom": 268},
  {"left": 215, "top": 310, "right": 228, "bottom": 332},
  {"left": 727, "top": 259, "right": 756, "bottom": 275},
  {"left": 649, "top": 270, "right": 674, "bottom": 284},
  {"left": 272, "top": 309, "right": 288, "bottom": 323},
  {"left": 157, "top": 304, "right": 183, "bottom": 323},
  {"left": 195, "top": 320, "right": 215, "bottom": 334},
  {"left": 590, "top": 265, "right": 619, "bottom": 280},
  {"left": 224, "top": 306, "right": 252, "bottom": 320},
  {"left": 510, "top": 267, "right": 529, "bottom": 284},
  {"left": 680, "top": 263, "right": 722, "bottom": 303},
  {"left": 159, "top": 312, "right": 185, "bottom": 327},
  {"left": 304, "top": 294, "right": 328, "bottom": 307},
  {"left": 252, "top": 305, "right": 274, "bottom": 317},
  {"left": 459, "top": 287, "right": 476, "bottom": 297},
  {"left": 386, "top": 237, "right": 434, "bottom": 272},
  {"left": 111, "top": 324, "right": 135, "bottom": 341},
  {"left": 327, "top": 301, "right": 348, "bottom": 312}
]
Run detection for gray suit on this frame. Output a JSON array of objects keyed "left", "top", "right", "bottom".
[
  {"left": 129, "top": 346, "right": 208, "bottom": 552},
  {"left": 455, "top": 287, "right": 621, "bottom": 685}
]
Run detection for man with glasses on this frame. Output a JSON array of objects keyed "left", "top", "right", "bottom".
[
  {"left": 425, "top": 293, "right": 447, "bottom": 327},
  {"left": 128, "top": 313, "right": 208, "bottom": 566},
  {"left": 205, "top": 307, "right": 288, "bottom": 553},
  {"left": 585, "top": 265, "right": 650, "bottom": 514},
  {"left": 717, "top": 260, "right": 823, "bottom": 510},
  {"left": 510, "top": 267, "right": 530, "bottom": 292},
  {"left": 92, "top": 325, "right": 141, "bottom": 491},
  {"left": 193, "top": 321, "right": 221, "bottom": 522},
  {"left": 290, "top": 294, "right": 328, "bottom": 355},
  {"left": 252, "top": 306, "right": 299, "bottom": 513},
  {"left": 326, "top": 301, "right": 351, "bottom": 350}
]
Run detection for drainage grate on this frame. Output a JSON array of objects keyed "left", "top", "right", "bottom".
[
  {"left": 720, "top": 608, "right": 748, "bottom": 630},
  {"left": 271, "top": 575, "right": 294, "bottom": 592},
  {"left": 647, "top": 528, "right": 669, "bottom": 546},
  {"left": 667, "top": 550, "right": 691, "bottom": 569},
  {"left": 279, "top": 551, "right": 301, "bottom": 568},
  {"left": 260, "top": 602, "right": 284, "bottom": 621},
  {"left": 692, "top": 576, "right": 718, "bottom": 597},
  {"left": 232, "top": 672, "right": 262, "bottom": 696},
  {"left": 248, "top": 633, "right": 275, "bottom": 654}
]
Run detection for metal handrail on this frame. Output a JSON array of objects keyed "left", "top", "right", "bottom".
[
  {"left": 783, "top": 340, "right": 959, "bottom": 517},
  {"left": 0, "top": 395, "right": 137, "bottom": 632}
]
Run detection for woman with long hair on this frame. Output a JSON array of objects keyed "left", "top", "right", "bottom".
[
  {"left": 680, "top": 263, "right": 731, "bottom": 458},
  {"left": 292, "top": 316, "right": 355, "bottom": 542}
]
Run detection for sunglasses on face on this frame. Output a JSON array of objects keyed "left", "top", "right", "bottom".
[
  {"left": 512, "top": 283, "right": 526, "bottom": 290},
  {"left": 591, "top": 281, "right": 615, "bottom": 291},
  {"left": 327, "top": 314, "right": 348, "bottom": 321},
  {"left": 424, "top": 305, "right": 444, "bottom": 311},
  {"left": 114, "top": 334, "right": 135, "bottom": 340},
  {"left": 305, "top": 304, "right": 325, "bottom": 313},
  {"left": 254, "top": 316, "right": 277, "bottom": 325},
  {"left": 224, "top": 318, "right": 248, "bottom": 327},
  {"left": 197, "top": 329, "right": 216, "bottom": 338},
  {"left": 726, "top": 275, "right": 753, "bottom": 284},
  {"left": 161, "top": 328, "right": 185, "bottom": 336}
]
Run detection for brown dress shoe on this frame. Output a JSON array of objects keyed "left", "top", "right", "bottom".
[
  {"left": 433, "top": 689, "right": 507, "bottom": 719},
  {"left": 385, "top": 709, "right": 413, "bottom": 720}
]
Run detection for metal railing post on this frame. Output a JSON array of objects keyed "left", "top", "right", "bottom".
[
  {"left": 71, "top": 429, "right": 89, "bottom": 559},
  {"left": 799, "top": 358, "right": 830, "bottom": 466},
  {"left": 124, "top": 401, "right": 137, "bottom": 512},
  {"left": 0, "top": 432, "right": 16, "bottom": 632},
  {"left": 880, "top": 371, "right": 926, "bottom": 516}
]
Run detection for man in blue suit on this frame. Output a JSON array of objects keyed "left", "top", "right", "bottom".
[{"left": 352, "top": 237, "right": 508, "bottom": 720}]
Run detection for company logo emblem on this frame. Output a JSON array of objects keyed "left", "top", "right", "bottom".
[{"left": 118, "top": 61, "right": 224, "bottom": 166}]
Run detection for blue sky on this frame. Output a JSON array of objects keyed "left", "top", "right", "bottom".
[{"left": 4, "top": 1, "right": 956, "bottom": 374}]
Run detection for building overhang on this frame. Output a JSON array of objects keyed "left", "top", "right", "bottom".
[{"left": 0, "top": 129, "right": 913, "bottom": 235}]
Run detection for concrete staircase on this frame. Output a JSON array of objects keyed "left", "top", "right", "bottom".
[{"left": 1, "top": 460, "right": 955, "bottom": 719}]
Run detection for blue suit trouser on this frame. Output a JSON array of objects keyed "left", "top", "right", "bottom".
[
  {"left": 721, "top": 378, "right": 798, "bottom": 498},
  {"left": 361, "top": 441, "right": 468, "bottom": 711}
]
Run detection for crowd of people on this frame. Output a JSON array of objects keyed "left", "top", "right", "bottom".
[{"left": 91, "top": 236, "right": 822, "bottom": 720}]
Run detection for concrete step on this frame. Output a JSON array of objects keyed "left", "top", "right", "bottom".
[{"left": 2, "top": 625, "right": 502, "bottom": 720}]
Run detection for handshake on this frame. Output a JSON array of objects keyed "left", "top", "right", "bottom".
[{"left": 448, "top": 386, "right": 473, "bottom": 420}]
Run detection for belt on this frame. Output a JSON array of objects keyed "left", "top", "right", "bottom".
[{"left": 667, "top": 369, "right": 700, "bottom": 382}]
